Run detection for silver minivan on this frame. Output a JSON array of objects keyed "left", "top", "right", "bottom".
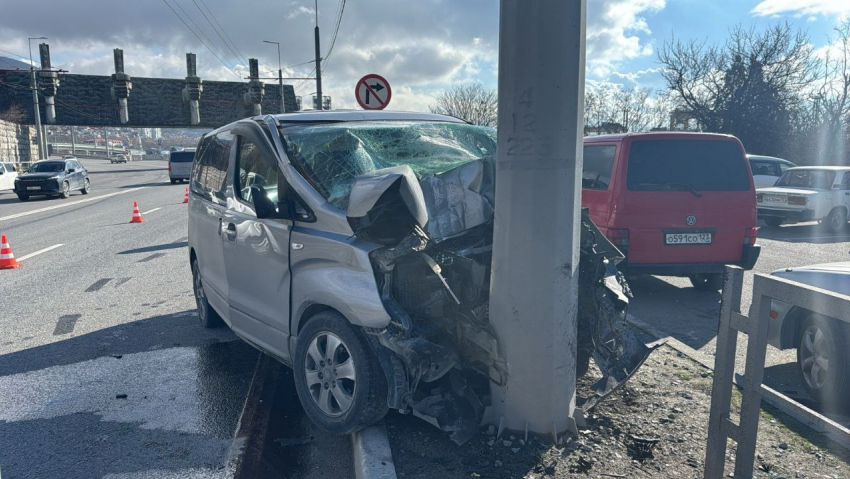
[
  {"left": 187, "top": 111, "right": 651, "bottom": 442},
  {"left": 169, "top": 149, "right": 196, "bottom": 183}
]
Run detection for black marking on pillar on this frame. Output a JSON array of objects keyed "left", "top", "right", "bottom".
[
  {"left": 39, "top": 44, "right": 51, "bottom": 70},
  {"left": 114, "top": 48, "right": 124, "bottom": 74},
  {"left": 53, "top": 314, "right": 82, "bottom": 335}
]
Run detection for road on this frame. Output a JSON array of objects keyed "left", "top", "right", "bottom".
[
  {"left": 628, "top": 220, "right": 850, "bottom": 423},
  {"left": 0, "top": 158, "right": 259, "bottom": 478}
]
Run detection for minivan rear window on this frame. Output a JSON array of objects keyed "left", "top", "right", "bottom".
[
  {"left": 626, "top": 139, "right": 750, "bottom": 192},
  {"left": 170, "top": 151, "right": 195, "bottom": 163}
]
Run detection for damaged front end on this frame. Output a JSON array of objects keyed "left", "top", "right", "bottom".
[{"left": 345, "top": 161, "right": 657, "bottom": 444}]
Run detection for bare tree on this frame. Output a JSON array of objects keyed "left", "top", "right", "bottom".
[
  {"left": 0, "top": 103, "right": 25, "bottom": 123},
  {"left": 430, "top": 83, "right": 498, "bottom": 127},
  {"left": 658, "top": 23, "right": 816, "bottom": 156}
]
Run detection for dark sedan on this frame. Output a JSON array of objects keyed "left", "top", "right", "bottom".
[{"left": 13, "top": 159, "right": 90, "bottom": 201}]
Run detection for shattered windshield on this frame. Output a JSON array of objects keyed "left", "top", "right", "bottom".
[{"left": 280, "top": 121, "right": 497, "bottom": 208}]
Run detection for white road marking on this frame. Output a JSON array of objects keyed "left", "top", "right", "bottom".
[
  {"left": 17, "top": 244, "right": 64, "bottom": 261},
  {"left": 141, "top": 207, "right": 161, "bottom": 215},
  {"left": 0, "top": 187, "right": 146, "bottom": 223}
]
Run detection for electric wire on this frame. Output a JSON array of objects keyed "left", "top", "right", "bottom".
[{"left": 161, "top": 0, "right": 242, "bottom": 80}]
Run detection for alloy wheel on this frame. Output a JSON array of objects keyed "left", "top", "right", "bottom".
[
  {"left": 800, "top": 324, "right": 830, "bottom": 390},
  {"left": 192, "top": 263, "right": 207, "bottom": 320},
  {"left": 304, "top": 331, "right": 357, "bottom": 417}
]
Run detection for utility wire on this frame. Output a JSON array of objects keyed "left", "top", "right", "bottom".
[
  {"left": 161, "top": 0, "right": 242, "bottom": 80},
  {"left": 196, "top": 0, "right": 249, "bottom": 66},
  {"left": 322, "top": 0, "right": 346, "bottom": 67},
  {"left": 191, "top": 0, "right": 248, "bottom": 67},
  {"left": 172, "top": 0, "right": 238, "bottom": 71},
  {"left": 0, "top": 48, "right": 31, "bottom": 64}
]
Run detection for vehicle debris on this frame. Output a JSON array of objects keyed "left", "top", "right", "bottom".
[{"left": 345, "top": 151, "right": 658, "bottom": 444}]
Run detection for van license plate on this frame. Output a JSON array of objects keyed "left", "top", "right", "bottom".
[
  {"left": 26, "top": 186, "right": 41, "bottom": 190},
  {"left": 665, "top": 233, "right": 712, "bottom": 245}
]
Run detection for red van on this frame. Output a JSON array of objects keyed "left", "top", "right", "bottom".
[{"left": 581, "top": 132, "right": 760, "bottom": 290}]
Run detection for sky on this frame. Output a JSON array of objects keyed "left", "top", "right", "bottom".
[{"left": 0, "top": 0, "right": 849, "bottom": 113}]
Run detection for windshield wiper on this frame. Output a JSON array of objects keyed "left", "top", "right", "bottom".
[{"left": 637, "top": 181, "right": 703, "bottom": 198}]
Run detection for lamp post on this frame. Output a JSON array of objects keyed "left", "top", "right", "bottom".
[
  {"left": 263, "top": 40, "right": 285, "bottom": 113},
  {"left": 28, "top": 36, "right": 47, "bottom": 161}
]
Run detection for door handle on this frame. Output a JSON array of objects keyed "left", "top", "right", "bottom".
[
  {"left": 225, "top": 223, "right": 237, "bottom": 242},
  {"left": 291, "top": 242, "right": 304, "bottom": 250},
  {"left": 218, "top": 218, "right": 223, "bottom": 236}
]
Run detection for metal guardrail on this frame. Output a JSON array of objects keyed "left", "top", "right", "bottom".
[{"left": 705, "top": 266, "right": 850, "bottom": 479}]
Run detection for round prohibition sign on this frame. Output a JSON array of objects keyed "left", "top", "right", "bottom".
[{"left": 355, "top": 74, "right": 392, "bottom": 110}]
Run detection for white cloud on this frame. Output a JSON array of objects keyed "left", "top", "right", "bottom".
[
  {"left": 751, "top": 0, "right": 850, "bottom": 18},
  {"left": 586, "top": 0, "right": 666, "bottom": 77}
]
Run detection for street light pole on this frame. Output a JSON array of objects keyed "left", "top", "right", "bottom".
[
  {"left": 28, "top": 36, "right": 47, "bottom": 161},
  {"left": 314, "top": 0, "right": 323, "bottom": 110},
  {"left": 263, "top": 40, "right": 285, "bottom": 113}
]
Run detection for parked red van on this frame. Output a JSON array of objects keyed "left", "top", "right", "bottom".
[{"left": 581, "top": 132, "right": 760, "bottom": 290}]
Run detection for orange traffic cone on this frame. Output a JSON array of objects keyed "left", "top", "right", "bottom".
[
  {"left": 130, "top": 201, "right": 145, "bottom": 223},
  {"left": 0, "top": 235, "right": 22, "bottom": 269},
  {"left": 183, "top": 187, "right": 189, "bottom": 204}
]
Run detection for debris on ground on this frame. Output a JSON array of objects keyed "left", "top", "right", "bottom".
[{"left": 386, "top": 344, "right": 850, "bottom": 478}]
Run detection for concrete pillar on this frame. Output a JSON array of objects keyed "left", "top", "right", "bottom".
[
  {"left": 71, "top": 126, "right": 76, "bottom": 155},
  {"left": 245, "top": 58, "right": 264, "bottom": 117},
  {"left": 182, "top": 53, "right": 203, "bottom": 126},
  {"left": 485, "top": 0, "right": 587, "bottom": 441},
  {"left": 110, "top": 49, "right": 132, "bottom": 124},
  {"left": 37, "top": 44, "right": 60, "bottom": 125}
]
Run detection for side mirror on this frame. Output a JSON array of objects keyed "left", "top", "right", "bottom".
[
  {"left": 67, "top": 168, "right": 76, "bottom": 173},
  {"left": 250, "top": 185, "right": 276, "bottom": 219}
]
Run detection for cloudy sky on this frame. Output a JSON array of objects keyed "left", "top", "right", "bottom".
[{"left": 0, "top": 0, "right": 848, "bottom": 112}]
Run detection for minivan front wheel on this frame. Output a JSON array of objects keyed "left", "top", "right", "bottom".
[
  {"left": 191, "top": 258, "right": 223, "bottom": 328},
  {"left": 293, "top": 311, "right": 388, "bottom": 435},
  {"left": 689, "top": 273, "right": 724, "bottom": 291}
]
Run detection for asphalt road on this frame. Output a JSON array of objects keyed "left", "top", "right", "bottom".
[
  {"left": 0, "top": 159, "right": 259, "bottom": 479},
  {"left": 628, "top": 219, "right": 850, "bottom": 424}
]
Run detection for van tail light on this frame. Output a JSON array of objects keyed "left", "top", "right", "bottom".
[
  {"left": 744, "top": 227, "right": 758, "bottom": 245},
  {"left": 168, "top": 162, "right": 172, "bottom": 171},
  {"left": 606, "top": 228, "right": 630, "bottom": 247},
  {"left": 787, "top": 195, "right": 806, "bottom": 206}
]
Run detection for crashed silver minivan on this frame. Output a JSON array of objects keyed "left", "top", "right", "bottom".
[{"left": 187, "top": 111, "right": 653, "bottom": 443}]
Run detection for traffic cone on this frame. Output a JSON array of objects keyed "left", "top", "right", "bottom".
[
  {"left": 183, "top": 187, "right": 189, "bottom": 204},
  {"left": 130, "top": 201, "right": 145, "bottom": 223},
  {"left": 0, "top": 235, "right": 22, "bottom": 269}
]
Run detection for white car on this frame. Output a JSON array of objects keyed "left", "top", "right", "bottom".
[
  {"left": 757, "top": 166, "right": 850, "bottom": 232},
  {"left": 0, "top": 162, "right": 19, "bottom": 191},
  {"left": 747, "top": 154, "right": 797, "bottom": 189}
]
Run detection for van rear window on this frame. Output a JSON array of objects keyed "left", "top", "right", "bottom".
[
  {"left": 170, "top": 151, "right": 195, "bottom": 163},
  {"left": 626, "top": 139, "right": 750, "bottom": 192}
]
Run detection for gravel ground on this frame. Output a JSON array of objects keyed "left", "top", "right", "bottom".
[{"left": 386, "top": 344, "right": 850, "bottom": 478}]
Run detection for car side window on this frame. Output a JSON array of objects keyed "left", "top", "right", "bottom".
[
  {"left": 582, "top": 145, "right": 616, "bottom": 190},
  {"left": 235, "top": 136, "right": 281, "bottom": 215},
  {"left": 842, "top": 172, "right": 850, "bottom": 189},
  {"left": 779, "top": 162, "right": 792, "bottom": 173},
  {"left": 750, "top": 160, "right": 778, "bottom": 177},
  {"left": 191, "top": 131, "right": 233, "bottom": 202}
]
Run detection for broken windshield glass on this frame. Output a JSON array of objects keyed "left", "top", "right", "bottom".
[{"left": 280, "top": 121, "right": 497, "bottom": 209}]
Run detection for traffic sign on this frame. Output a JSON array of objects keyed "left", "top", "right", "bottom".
[{"left": 355, "top": 74, "right": 392, "bottom": 110}]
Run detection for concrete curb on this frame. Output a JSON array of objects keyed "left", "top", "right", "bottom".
[
  {"left": 627, "top": 314, "right": 850, "bottom": 452},
  {"left": 226, "top": 354, "right": 282, "bottom": 478},
  {"left": 352, "top": 424, "right": 398, "bottom": 479}
]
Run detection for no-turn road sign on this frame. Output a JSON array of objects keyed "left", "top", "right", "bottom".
[{"left": 356, "top": 74, "right": 392, "bottom": 110}]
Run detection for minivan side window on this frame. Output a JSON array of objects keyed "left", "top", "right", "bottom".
[
  {"left": 191, "top": 131, "right": 233, "bottom": 202},
  {"left": 582, "top": 145, "right": 616, "bottom": 190},
  {"left": 235, "top": 136, "right": 281, "bottom": 215}
]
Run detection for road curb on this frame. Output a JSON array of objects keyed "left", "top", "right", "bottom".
[
  {"left": 627, "top": 314, "right": 850, "bottom": 452},
  {"left": 352, "top": 423, "right": 398, "bottom": 479},
  {"left": 226, "top": 353, "right": 282, "bottom": 478}
]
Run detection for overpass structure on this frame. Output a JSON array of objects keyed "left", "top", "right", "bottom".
[{"left": 0, "top": 44, "right": 298, "bottom": 129}]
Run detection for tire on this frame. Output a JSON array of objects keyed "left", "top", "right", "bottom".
[
  {"left": 293, "top": 311, "right": 388, "bottom": 435},
  {"left": 689, "top": 273, "right": 724, "bottom": 291},
  {"left": 17, "top": 194, "right": 29, "bottom": 201},
  {"left": 825, "top": 208, "right": 847, "bottom": 233},
  {"left": 191, "top": 257, "right": 223, "bottom": 328},
  {"left": 796, "top": 314, "right": 850, "bottom": 408},
  {"left": 81, "top": 178, "right": 90, "bottom": 195},
  {"left": 763, "top": 217, "right": 783, "bottom": 228},
  {"left": 59, "top": 181, "right": 70, "bottom": 199}
]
